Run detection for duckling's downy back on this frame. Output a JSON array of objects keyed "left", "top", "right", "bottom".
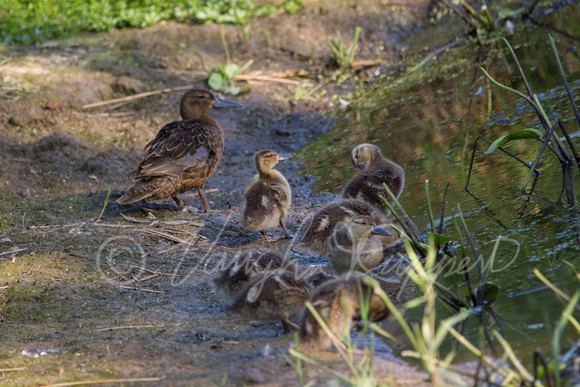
[
  {"left": 343, "top": 144, "right": 405, "bottom": 215},
  {"left": 242, "top": 150, "right": 292, "bottom": 239}
]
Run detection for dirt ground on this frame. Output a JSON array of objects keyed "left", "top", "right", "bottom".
[{"left": 0, "top": 1, "right": 454, "bottom": 385}]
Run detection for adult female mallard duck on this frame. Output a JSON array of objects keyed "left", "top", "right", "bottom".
[
  {"left": 327, "top": 216, "right": 391, "bottom": 274},
  {"left": 299, "top": 275, "right": 389, "bottom": 351},
  {"left": 342, "top": 143, "right": 405, "bottom": 215},
  {"left": 242, "top": 149, "right": 292, "bottom": 240},
  {"left": 297, "top": 199, "right": 386, "bottom": 254},
  {"left": 117, "top": 88, "right": 242, "bottom": 212}
]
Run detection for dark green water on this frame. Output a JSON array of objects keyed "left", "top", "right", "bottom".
[{"left": 298, "top": 3, "right": 580, "bottom": 364}]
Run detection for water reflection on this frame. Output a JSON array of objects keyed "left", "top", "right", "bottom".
[{"left": 297, "top": 2, "right": 580, "bottom": 363}]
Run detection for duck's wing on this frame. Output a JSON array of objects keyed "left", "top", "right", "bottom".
[{"left": 127, "top": 120, "right": 218, "bottom": 179}]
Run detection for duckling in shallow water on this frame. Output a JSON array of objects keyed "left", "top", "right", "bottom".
[
  {"left": 328, "top": 216, "right": 391, "bottom": 274},
  {"left": 212, "top": 249, "right": 298, "bottom": 299},
  {"left": 242, "top": 150, "right": 292, "bottom": 240},
  {"left": 299, "top": 275, "right": 389, "bottom": 351},
  {"left": 342, "top": 144, "right": 405, "bottom": 215},
  {"left": 297, "top": 199, "right": 386, "bottom": 254},
  {"left": 231, "top": 270, "right": 311, "bottom": 333},
  {"left": 117, "top": 88, "right": 242, "bottom": 212}
]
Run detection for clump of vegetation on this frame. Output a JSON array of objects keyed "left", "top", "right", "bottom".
[
  {"left": 328, "top": 27, "right": 362, "bottom": 68},
  {"left": 206, "top": 26, "right": 253, "bottom": 95},
  {"left": 0, "top": 0, "right": 304, "bottom": 46}
]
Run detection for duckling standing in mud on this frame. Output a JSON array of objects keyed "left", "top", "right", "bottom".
[
  {"left": 299, "top": 275, "right": 390, "bottom": 351},
  {"left": 117, "top": 88, "right": 242, "bottom": 212},
  {"left": 242, "top": 150, "right": 292, "bottom": 240},
  {"left": 343, "top": 143, "right": 405, "bottom": 215},
  {"left": 231, "top": 270, "right": 311, "bottom": 333},
  {"left": 297, "top": 199, "right": 386, "bottom": 254},
  {"left": 328, "top": 216, "right": 391, "bottom": 274}
]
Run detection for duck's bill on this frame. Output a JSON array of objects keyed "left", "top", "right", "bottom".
[
  {"left": 371, "top": 227, "right": 391, "bottom": 236},
  {"left": 278, "top": 154, "right": 293, "bottom": 161},
  {"left": 214, "top": 97, "right": 243, "bottom": 108},
  {"left": 358, "top": 161, "right": 368, "bottom": 170}
]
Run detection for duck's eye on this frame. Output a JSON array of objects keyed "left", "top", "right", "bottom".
[{"left": 199, "top": 95, "right": 205, "bottom": 99}]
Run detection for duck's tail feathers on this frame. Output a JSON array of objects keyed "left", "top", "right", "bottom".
[
  {"left": 126, "top": 169, "right": 141, "bottom": 179},
  {"left": 116, "top": 186, "right": 150, "bottom": 205}
]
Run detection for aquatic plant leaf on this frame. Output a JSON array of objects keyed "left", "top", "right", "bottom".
[{"left": 485, "top": 128, "right": 543, "bottom": 154}]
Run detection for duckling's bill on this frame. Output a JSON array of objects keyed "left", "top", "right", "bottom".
[
  {"left": 213, "top": 97, "right": 243, "bottom": 108},
  {"left": 370, "top": 226, "right": 391, "bottom": 236},
  {"left": 277, "top": 154, "right": 293, "bottom": 162}
]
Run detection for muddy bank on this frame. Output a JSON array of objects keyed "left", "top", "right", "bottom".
[{"left": 0, "top": 0, "right": 450, "bottom": 385}]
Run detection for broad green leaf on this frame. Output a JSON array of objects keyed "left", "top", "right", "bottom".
[
  {"left": 207, "top": 71, "right": 229, "bottom": 91},
  {"left": 224, "top": 63, "right": 242, "bottom": 78},
  {"left": 485, "top": 128, "right": 543, "bottom": 154}
]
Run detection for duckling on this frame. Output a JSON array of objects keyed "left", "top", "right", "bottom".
[
  {"left": 212, "top": 249, "right": 299, "bottom": 299},
  {"left": 299, "top": 275, "right": 390, "bottom": 351},
  {"left": 328, "top": 216, "right": 391, "bottom": 274},
  {"left": 242, "top": 150, "right": 292, "bottom": 240},
  {"left": 231, "top": 270, "right": 311, "bottom": 333},
  {"left": 343, "top": 144, "right": 405, "bottom": 215},
  {"left": 117, "top": 88, "right": 242, "bottom": 212},
  {"left": 297, "top": 199, "right": 386, "bottom": 254}
]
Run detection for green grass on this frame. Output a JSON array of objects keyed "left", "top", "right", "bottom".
[{"left": 0, "top": 0, "right": 303, "bottom": 46}]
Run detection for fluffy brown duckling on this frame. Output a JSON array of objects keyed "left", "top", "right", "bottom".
[
  {"left": 297, "top": 199, "right": 386, "bottom": 254},
  {"left": 242, "top": 149, "right": 292, "bottom": 240},
  {"left": 231, "top": 269, "right": 311, "bottom": 333},
  {"left": 328, "top": 216, "right": 391, "bottom": 274},
  {"left": 212, "top": 249, "right": 299, "bottom": 299},
  {"left": 342, "top": 143, "right": 405, "bottom": 215},
  {"left": 299, "top": 275, "right": 390, "bottom": 351},
  {"left": 117, "top": 88, "right": 242, "bottom": 212}
]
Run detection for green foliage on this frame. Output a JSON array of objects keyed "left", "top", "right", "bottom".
[
  {"left": 207, "top": 60, "right": 253, "bottom": 95},
  {"left": 484, "top": 128, "right": 544, "bottom": 154},
  {"left": 328, "top": 26, "right": 361, "bottom": 67},
  {"left": 0, "top": 0, "right": 303, "bottom": 46},
  {"left": 98, "top": 185, "right": 113, "bottom": 221}
]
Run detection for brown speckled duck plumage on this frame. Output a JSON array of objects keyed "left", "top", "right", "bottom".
[
  {"left": 117, "top": 88, "right": 242, "bottom": 212},
  {"left": 231, "top": 269, "right": 311, "bottom": 333},
  {"left": 299, "top": 275, "right": 390, "bottom": 351},
  {"left": 327, "top": 216, "right": 391, "bottom": 274},
  {"left": 212, "top": 249, "right": 299, "bottom": 300},
  {"left": 297, "top": 199, "right": 386, "bottom": 254},
  {"left": 342, "top": 143, "right": 405, "bottom": 216},
  {"left": 242, "top": 149, "right": 292, "bottom": 239}
]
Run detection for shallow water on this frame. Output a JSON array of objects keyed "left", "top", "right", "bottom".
[{"left": 297, "top": 2, "right": 580, "bottom": 364}]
